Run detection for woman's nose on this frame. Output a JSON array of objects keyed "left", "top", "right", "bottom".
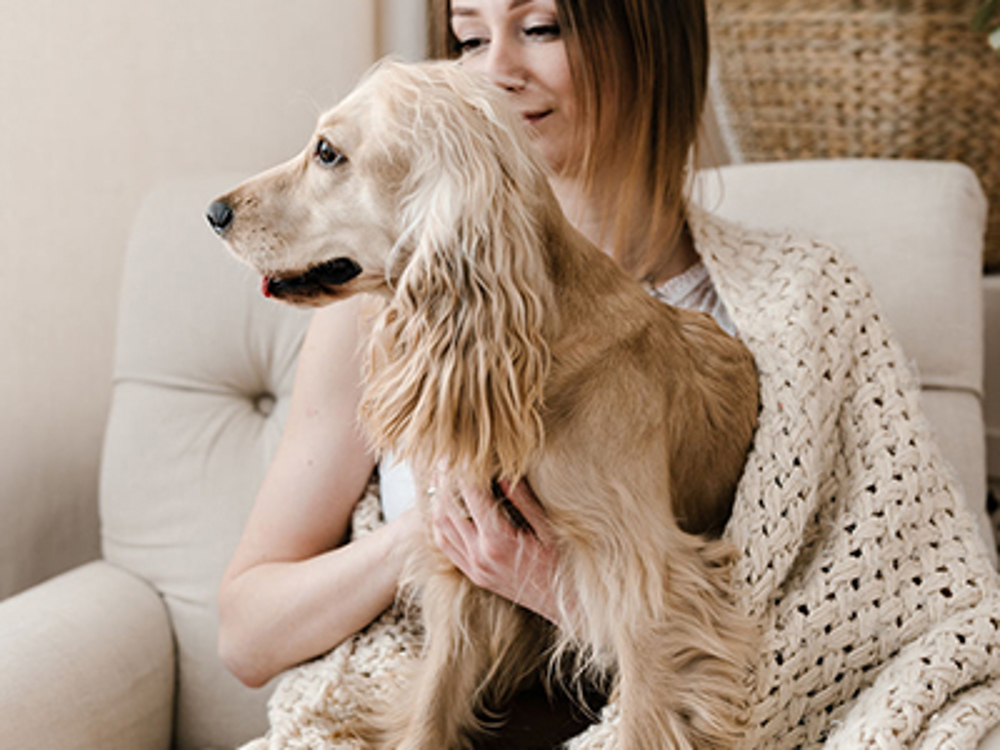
[{"left": 482, "top": 36, "right": 527, "bottom": 91}]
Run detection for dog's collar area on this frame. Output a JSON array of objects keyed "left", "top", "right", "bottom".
[{"left": 263, "top": 257, "right": 363, "bottom": 300}]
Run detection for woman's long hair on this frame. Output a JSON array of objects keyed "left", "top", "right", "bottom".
[{"left": 427, "top": 0, "right": 709, "bottom": 282}]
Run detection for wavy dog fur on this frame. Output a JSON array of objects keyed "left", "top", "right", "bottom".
[{"left": 212, "top": 60, "right": 760, "bottom": 750}]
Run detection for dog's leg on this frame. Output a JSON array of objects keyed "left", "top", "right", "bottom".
[
  {"left": 609, "top": 538, "right": 751, "bottom": 750},
  {"left": 380, "top": 566, "right": 550, "bottom": 750}
]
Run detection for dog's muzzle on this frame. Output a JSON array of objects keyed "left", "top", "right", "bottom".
[
  {"left": 263, "top": 258, "right": 364, "bottom": 300},
  {"left": 206, "top": 200, "right": 234, "bottom": 235}
]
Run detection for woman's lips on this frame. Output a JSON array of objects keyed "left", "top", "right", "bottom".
[{"left": 523, "top": 109, "right": 552, "bottom": 125}]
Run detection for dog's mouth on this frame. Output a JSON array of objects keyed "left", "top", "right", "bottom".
[{"left": 262, "top": 257, "right": 363, "bottom": 303}]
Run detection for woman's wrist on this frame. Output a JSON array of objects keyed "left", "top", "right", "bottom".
[{"left": 384, "top": 507, "right": 423, "bottom": 569}]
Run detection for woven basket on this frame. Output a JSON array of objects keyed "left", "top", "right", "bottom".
[{"left": 707, "top": 0, "right": 1000, "bottom": 268}]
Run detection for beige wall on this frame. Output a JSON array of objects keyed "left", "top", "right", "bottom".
[
  {"left": 380, "top": 0, "right": 428, "bottom": 60},
  {"left": 0, "top": 1, "right": 385, "bottom": 599}
]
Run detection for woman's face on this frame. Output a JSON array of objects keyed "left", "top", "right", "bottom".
[{"left": 450, "top": 0, "right": 579, "bottom": 174}]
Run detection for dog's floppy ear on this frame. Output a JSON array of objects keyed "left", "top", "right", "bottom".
[{"left": 360, "top": 64, "right": 555, "bottom": 484}]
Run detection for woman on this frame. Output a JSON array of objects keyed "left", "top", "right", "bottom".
[{"left": 219, "top": 0, "right": 718, "bottom": 691}]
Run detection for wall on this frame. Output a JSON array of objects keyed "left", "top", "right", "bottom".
[
  {"left": 380, "top": 0, "right": 428, "bottom": 61},
  {"left": 0, "top": 1, "right": 382, "bottom": 599}
]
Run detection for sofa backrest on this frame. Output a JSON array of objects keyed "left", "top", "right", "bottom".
[{"left": 100, "top": 175, "right": 311, "bottom": 749}]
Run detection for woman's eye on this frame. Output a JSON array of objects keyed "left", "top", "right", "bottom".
[
  {"left": 524, "top": 23, "right": 560, "bottom": 40},
  {"left": 315, "top": 138, "right": 346, "bottom": 167},
  {"left": 456, "top": 36, "right": 485, "bottom": 54}
]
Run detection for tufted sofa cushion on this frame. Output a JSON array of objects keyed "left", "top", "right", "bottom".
[{"left": 99, "top": 175, "right": 312, "bottom": 749}]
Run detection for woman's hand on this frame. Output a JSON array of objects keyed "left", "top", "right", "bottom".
[{"left": 428, "top": 473, "right": 567, "bottom": 626}]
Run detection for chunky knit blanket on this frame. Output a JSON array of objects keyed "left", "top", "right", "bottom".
[{"left": 241, "top": 210, "right": 1000, "bottom": 750}]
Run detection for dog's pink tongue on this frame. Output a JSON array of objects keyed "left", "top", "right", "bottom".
[{"left": 261, "top": 276, "right": 273, "bottom": 298}]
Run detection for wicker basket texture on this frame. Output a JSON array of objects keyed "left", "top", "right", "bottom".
[{"left": 708, "top": 0, "right": 1000, "bottom": 268}]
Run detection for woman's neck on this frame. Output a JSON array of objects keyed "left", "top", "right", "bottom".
[{"left": 549, "top": 175, "right": 699, "bottom": 286}]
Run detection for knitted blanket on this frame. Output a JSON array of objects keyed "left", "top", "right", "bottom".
[{"left": 240, "top": 210, "right": 1000, "bottom": 750}]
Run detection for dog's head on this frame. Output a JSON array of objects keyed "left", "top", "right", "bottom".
[
  {"left": 207, "top": 59, "right": 554, "bottom": 309},
  {"left": 210, "top": 60, "right": 559, "bottom": 481}
]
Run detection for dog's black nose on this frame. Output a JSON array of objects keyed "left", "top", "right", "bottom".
[{"left": 206, "top": 200, "right": 234, "bottom": 234}]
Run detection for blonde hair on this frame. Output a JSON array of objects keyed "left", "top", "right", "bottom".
[
  {"left": 427, "top": 0, "right": 709, "bottom": 281},
  {"left": 360, "top": 62, "right": 554, "bottom": 485}
]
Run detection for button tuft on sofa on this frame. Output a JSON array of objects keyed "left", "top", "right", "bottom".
[{"left": 252, "top": 392, "right": 277, "bottom": 418}]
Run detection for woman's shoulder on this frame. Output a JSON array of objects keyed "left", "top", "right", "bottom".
[
  {"left": 691, "top": 205, "right": 872, "bottom": 296},
  {"left": 689, "top": 204, "right": 879, "bottom": 343},
  {"left": 689, "top": 203, "right": 853, "bottom": 274}
]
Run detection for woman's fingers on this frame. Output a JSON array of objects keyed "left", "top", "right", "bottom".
[
  {"left": 458, "top": 478, "right": 527, "bottom": 548},
  {"left": 430, "top": 473, "right": 549, "bottom": 544},
  {"left": 496, "top": 478, "right": 551, "bottom": 541}
]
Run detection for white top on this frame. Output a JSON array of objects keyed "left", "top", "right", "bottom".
[
  {"left": 378, "top": 260, "right": 733, "bottom": 522},
  {"left": 379, "top": 453, "right": 419, "bottom": 524},
  {"left": 645, "top": 260, "right": 736, "bottom": 337}
]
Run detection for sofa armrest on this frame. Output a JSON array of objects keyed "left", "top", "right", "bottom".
[{"left": 0, "top": 560, "right": 175, "bottom": 750}]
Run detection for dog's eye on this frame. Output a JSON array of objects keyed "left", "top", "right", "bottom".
[{"left": 315, "top": 138, "right": 346, "bottom": 167}]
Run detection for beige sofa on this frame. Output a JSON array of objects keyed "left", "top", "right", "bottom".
[{"left": 0, "top": 159, "right": 996, "bottom": 750}]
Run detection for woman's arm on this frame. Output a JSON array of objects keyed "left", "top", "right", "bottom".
[{"left": 217, "top": 297, "right": 422, "bottom": 688}]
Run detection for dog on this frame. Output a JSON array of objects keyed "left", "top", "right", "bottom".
[{"left": 208, "top": 60, "right": 759, "bottom": 750}]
